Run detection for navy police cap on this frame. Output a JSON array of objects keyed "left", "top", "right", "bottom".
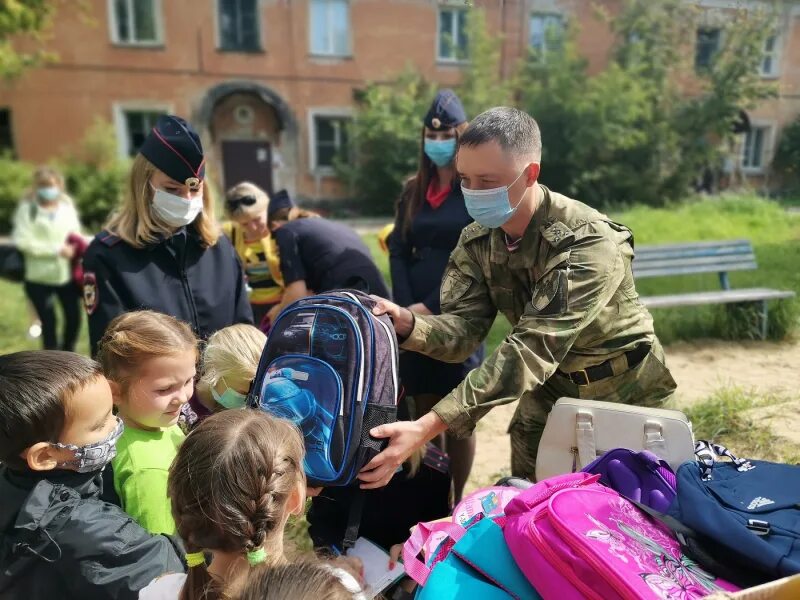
[
  {"left": 268, "top": 189, "right": 295, "bottom": 219},
  {"left": 424, "top": 89, "right": 467, "bottom": 131},
  {"left": 139, "top": 115, "right": 205, "bottom": 192}
]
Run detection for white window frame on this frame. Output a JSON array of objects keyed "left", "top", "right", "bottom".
[
  {"left": 529, "top": 12, "right": 566, "bottom": 57},
  {"left": 758, "top": 31, "right": 781, "bottom": 78},
  {"left": 436, "top": 6, "right": 469, "bottom": 63},
  {"left": 740, "top": 121, "right": 773, "bottom": 175},
  {"left": 112, "top": 102, "right": 174, "bottom": 158},
  {"left": 214, "top": 0, "right": 263, "bottom": 52},
  {"left": 308, "top": 0, "right": 352, "bottom": 57},
  {"left": 108, "top": 0, "right": 164, "bottom": 46},
  {"left": 694, "top": 26, "right": 722, "bottom": 70},
  {"left": 307, "top": 108, "right": 353, "bottom": 175}
]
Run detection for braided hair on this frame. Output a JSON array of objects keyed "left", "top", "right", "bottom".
[{"left": 168, "top": 410, "right": 305, "bottom": 600}]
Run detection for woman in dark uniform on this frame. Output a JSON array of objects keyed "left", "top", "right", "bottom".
[
  {"left": 389, "top": 89, "right": 483, "bottom": 502},
  {"left": 82, "top": 115, "right": 253, "bottom": 355},
  {"left": 267, "top": 190, "right": 390, "bottom": 312}
]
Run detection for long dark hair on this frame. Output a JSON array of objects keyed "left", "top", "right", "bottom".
[{"left": 398, "top": 122, "right": 468, "bottom": 239}]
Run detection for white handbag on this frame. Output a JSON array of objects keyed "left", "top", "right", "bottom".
[{"left": 535, "top": 398, "right": 695, "bottom": 481}]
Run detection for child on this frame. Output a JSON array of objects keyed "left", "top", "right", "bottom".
[
  {"left": 139, "top": 410, "right": 363, "bottom": 599},
  {"left": 98, "top": 310, "right": 197, "bottom": 535},
  {"left": 0, "top": 350, "right": 184, "bottom": 599},
  {"left": 238, "top": 561, "right": 362, "bottom": 600}
]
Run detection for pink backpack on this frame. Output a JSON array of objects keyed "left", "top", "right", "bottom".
[{"left": 502, "top": 472, "right": 738, "bottom": 600}]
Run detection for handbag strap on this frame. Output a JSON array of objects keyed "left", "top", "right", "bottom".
[{"left": 402, "top": 521, "right": 465, "bottom": 586}]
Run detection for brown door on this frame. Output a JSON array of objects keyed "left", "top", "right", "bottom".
[{"left": 221, "top": 140, "right": 273, "bottom": 194}]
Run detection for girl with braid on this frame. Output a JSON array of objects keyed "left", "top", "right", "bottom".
[{"left": 139, "top": 410, "right": 364, "bottom": 600}]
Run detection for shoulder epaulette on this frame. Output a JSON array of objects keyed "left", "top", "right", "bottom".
[
  {"left": 540, "top": 220, "right": 576, "bottom": 250},
  {"left": 97, "top": 230, "right": 122, "bottom": 247},
  {"left": 460, "top": 221, "right": 491, "bottom": 244}
]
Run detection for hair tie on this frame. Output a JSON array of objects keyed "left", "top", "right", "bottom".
[
  {"left": 185, "top": 552, "right": 206, "bottom": 568},
  {"left": 246, "top": 547, "right": 267, "bottom": 566}
]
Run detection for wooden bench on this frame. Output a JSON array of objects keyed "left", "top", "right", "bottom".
[{"left": 632, "top": 239, "right": 795, "bottom": 340}]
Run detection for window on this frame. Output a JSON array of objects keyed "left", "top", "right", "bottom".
[
  {"left": 437, "top": 7, "right": 468, "bottom": 62},
  {"left": 529, "top": 13, "right": 565, "bottom": 58},
  {"left": 695, "top": 27, "right": 721, "bottom": 71},
  {"left": 218, "top": 0, "right": 261, "bottom": 51},
  {"left": 0, "top": 109, "right": 13, "bottom": 155},
  {"left": 759, "top": 33, "right": 780, "bottom": 78},
  {"left": 311, "top": 113, "right": 351, "bottom": 172},
  {"left": 310, "top": 0, "right": 350, "bottom": 57},
  {"left": 110, "top": 0, "right": 161, "bottom": 45},
  {"left": 121, "top": 109, "right": 167, "bottom": 157},
  {"left": 741, "top": 125, "right": 770, "bottom": 172}
]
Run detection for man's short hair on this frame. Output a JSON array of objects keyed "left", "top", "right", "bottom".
[
  {"left": 459, "top": 107, "right": 542, "bottom": 162},
  {"left": 0, "top": 351, "right": 103, "bottom": 470}
]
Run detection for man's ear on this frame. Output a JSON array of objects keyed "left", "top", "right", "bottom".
[
  {"left": 524, "top": 163, "right": 541, "bottom": 187},
  {"left": 22, "top": 442, "right": 67, "bottom": 472}
]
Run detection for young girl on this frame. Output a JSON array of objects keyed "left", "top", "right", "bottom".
[
  {"left": 238, "top": 562, "right": 361, "bottom": 600},
  {"left": 139, "top": 410, "right": 363, "bottom": 600},
  {"left": 223, "top": 182, "right": 284, "bottom": 332},
  {"left": 98, "top": 310, "right": 197, "bottom": 535}
]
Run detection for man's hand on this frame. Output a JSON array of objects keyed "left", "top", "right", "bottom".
[
  {"left": 370, "top": 296, "right": 415, "bottom": 338},
  {"left": 408, "top": 302, "right": 433, "bottom": 316},
  {"left": 358, "top": 411, "right": 448, "bottom": 489}
]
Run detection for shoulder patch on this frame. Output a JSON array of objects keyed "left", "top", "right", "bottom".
[
  {"left": 540, "top": 221, "right": 575, "bottom": 250},
  {"left": 83, "top": 272, "right": 98, "bottom": 315},
  {"left": 460, "top": 222, "right": 490, "bottom": 244},
  {"left": 97, "top": 230, "right": 122, "bottom": 247}
]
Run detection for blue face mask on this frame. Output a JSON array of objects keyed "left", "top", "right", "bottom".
[
  {"left": 461, "top": 168, "right": 528, "bottom": 228},
  {"left": 424, "top": 138, "right": 457, "bottom": 167},
  {"left": 37, "top": 186, "right": 60, "bottom": 202},
  {"left": 211, "top": 379, "right": 248, "bottom": 409}
]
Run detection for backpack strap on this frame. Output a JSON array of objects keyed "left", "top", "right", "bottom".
[
  {"left": 694, "top": 440, "right": 754, "bottom": 481},
  {"left": 402, "top": 520, "right": 466, "bottom": 586},
  {"left": 342, "top": 488, "right": 365, "bottom": 552}
]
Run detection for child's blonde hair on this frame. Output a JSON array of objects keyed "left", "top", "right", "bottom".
[
  {"left": 225, "top": 181, "right": 269, "bottom": 220},
  {"left": 238, "top": 562, "right": 356, "bottom": 600},
  {"left": 98, "top": 310, "right": 198, "bottom": 388},
  {"left": 199, "top": 324, "right": 266, "bottom": 393},
  {"left": 105, "top": 154, "right": 219, "bottom": 248}
]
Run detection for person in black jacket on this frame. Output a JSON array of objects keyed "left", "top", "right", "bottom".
[
  {"left": 267, "top": 190, "right": 390, "bottom": 314},
  {"left": 82, "top": 115, "right": 252, "bottom": 356},
  {"left": 0, "top": 351, "right": 184, "bottom": 599},
  {"left": 388, "top": 90, "right": 484, "bottom": 502}
]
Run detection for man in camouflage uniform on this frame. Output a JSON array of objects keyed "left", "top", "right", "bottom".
[{"left": 359, "top": 107, "right": 676, "bottom": 488}]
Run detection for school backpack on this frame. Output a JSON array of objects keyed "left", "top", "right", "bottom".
[
  {"left": 403, "top": 486, "right": 540, "bottom": 600},
  {"left": 583, "top": 448, "right": 678, "bottom": 512},
  {"left": 502, "top": 472, "right": 738, "bottom": 600},
  {"left": 666, "top": 441, "right": 800, "bottom": 582},
  {"left": 247, "top": 290, "right": 399, "bottom": 488}
]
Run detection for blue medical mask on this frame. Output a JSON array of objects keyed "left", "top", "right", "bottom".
[
  {"left": 50, "top": 416, "right": 124, "bottom": 473},
  {"left": 424, "top": 138, "right": 457, "bottom": 167},
  {"left": 37, "top": 186, "right": 60, "bottom": 202},
  {"left": 211, "top": 379, "right": 248, "bottom": 409},
  {"left": 461, "top": 168, "right": 528, "bottom": 229}
]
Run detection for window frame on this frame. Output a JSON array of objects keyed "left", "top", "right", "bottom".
[
  {"left": 215, "top": 0, "right": 263, "bottom": 53},
  {"left": 307, "top": 108, "right": 353, "bottom": 176},
  {"left": 694, "top": 26, "right": 722, "bottom": 71},
  {"left": 107, "top": 0, "right": 164, "bottom": 47},
  {"left": 308, "top": 0, "right": 352, "bottom": 58},
  {"left": 740, "top": 122, "right": 773, "bottom": 175},
  {"left": 758, "top": 31, "right": 781, "bottom": 79},
  {"left": 436, "top": 6, "right": 469, "bottom": 64},
  {"left": 528, "top": 12, "right": 566, "bottom": 60},
  {"left": 113, "top": 102, "right": 174, "bottom": 158}
]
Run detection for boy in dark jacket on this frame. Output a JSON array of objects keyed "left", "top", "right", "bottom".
[{"left": 0, "top": 351, "right": 185, "bottom": 599}]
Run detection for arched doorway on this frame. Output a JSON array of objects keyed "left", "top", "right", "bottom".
[{"left": 196, "top": 81, "right": 298, "bottom": 198}]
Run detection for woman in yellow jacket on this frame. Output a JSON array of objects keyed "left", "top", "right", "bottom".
[{"left": 222, "top": 182, "right": 284, "bottom": 331}]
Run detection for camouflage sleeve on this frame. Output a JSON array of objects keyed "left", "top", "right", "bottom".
[
  {"left": 432, "top": 230, "right": 627, "bottom": 438},
  {"left": 401, "top": 242, "right": 496, "bottom": 364}
]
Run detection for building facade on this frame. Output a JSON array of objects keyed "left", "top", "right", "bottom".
[{"left": 1, "top": 0, "right": 798, "bottom": 202}]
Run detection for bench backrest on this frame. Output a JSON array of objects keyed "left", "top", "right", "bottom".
[{"left": 632, "top": 239, "right": 756, "bottom": 289}]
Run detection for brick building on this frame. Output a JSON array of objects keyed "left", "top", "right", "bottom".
[{"left": 1, "top": 0, "right": 798, "bottom": 202}]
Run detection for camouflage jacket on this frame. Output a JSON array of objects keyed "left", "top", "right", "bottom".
[{"left": 401, "top": 185, "right": 656, "bottom": 437}]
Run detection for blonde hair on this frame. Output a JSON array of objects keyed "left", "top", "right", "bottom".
[
  {"left": 105, "top": 154, "right": 219, "bottom": 248},
  {"left": 238, "top": 562, "right": 356, "bottom": 600},
  {"left": 225, "top": 181, "right": 269, "bottom": 220},
  {"left": 33, "top": 165, "right": 64, "bottom": 189},
  {"left": 98, "top": 310, "right": 198, "bottom": 387},
  {"left": 200, "top": 324, "right": 266, "bottom": 392}
]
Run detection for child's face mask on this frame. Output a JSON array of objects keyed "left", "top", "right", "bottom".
[
  {"left": 50, "top": 417, "right": 124, "bottom": 473},
  {"left": 211, "top": 379, "right": 248, "bottom": 409}
]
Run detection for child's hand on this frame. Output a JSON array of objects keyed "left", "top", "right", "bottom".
[
  {"left": 306, "top": 486, "right": 323, "bottom": 497},
  {"left": 389, "top": 544, "right": 403, "bottom": 570}
]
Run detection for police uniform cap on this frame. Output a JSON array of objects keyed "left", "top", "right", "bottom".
[
  {"left": 268, "top": 189, "right": 295, "bottom": 219},
  {"left": 139, "top": 115, "right": 206, "bottom": 190},
  {"left": 424, "top": 89, "right": 467, "bottom": 131}
]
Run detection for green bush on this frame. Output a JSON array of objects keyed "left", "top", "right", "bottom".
[
  {"left": 0, "top": 155, "right": 34, "bottom": 233},
  {"left": 774, "top": 116, "right": 800, "bottom": 194}
]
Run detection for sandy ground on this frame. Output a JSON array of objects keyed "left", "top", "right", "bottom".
[{"left": 467, "top": 340, "right": 800, "bottom": 490}]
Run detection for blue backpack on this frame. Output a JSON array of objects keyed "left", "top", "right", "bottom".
[{"left": 667, "top": 441, "right": 800, "bottom": 581}]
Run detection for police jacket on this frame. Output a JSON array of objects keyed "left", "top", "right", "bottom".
[
  {"left": 83, "top": 226, "right": 253, "bottom": 355},
  {"left": 0, "top": 467, "right": 185, "bottom": 600}
]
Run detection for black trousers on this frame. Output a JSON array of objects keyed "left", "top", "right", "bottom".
[{"left": 24, "top": 281, "right": 82, "bottom": 351}]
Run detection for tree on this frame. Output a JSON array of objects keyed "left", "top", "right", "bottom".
[
  {"left": 773, "top": 116, "right": 800, "bottom": 192},
  {"left": 0, "top": 0, "right": 57, "bottom": 79}
]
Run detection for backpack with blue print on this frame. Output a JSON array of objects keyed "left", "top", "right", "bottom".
[{"left": 247, "top": 290, "right": 399, "bottom": 491}]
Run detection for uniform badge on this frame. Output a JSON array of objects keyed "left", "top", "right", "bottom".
[
  {"left": 185, "top": 177, "right": 201, "bottom": 192},
  {"left": 83, "top": 272, "right": 98, "bottom": 315},
  {"left": 431, "top": 117, "right": 441, "bottom": 129},
  {"left": 532, "top": 269, "right": 568, "bottom": 316}
]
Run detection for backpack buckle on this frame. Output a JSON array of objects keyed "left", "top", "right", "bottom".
[{"left": 746, "top": 519, "right": 771, "bottom": 536}]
